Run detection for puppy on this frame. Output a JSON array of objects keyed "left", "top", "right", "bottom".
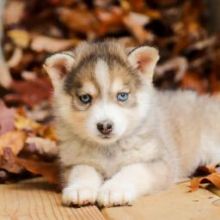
[{"left": 44, "top": 40, "right": 220, "bottom": 207}]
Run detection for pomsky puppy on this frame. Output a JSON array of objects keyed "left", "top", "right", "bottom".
[{"left": 44, "top": 40, "right": 220, "bottom": 207}]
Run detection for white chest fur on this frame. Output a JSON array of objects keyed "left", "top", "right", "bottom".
[{"left": 59, "top": 134, "right": 162, "bottom": 178}]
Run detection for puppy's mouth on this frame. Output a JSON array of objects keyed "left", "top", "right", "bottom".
[
  {"left": 98, "top": 134, "right": 113, "bottom": 139},
  {"left": 97, "top": 133, "right": 118, "bottom": 142}
]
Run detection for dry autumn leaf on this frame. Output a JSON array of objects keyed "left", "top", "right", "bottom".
[
  {"left": 5, "top": 78, "right": 52, "bottom": 107},
  {"left": 123, "top": 12, "right": 153, "bottom": 43},
  {"left": 0, "top": 130, "right": 26, "bottom": 155},
  {"left": 190, "top": 172, "right": 220, "bottom": 191},
  {"left": 190, "top": 165, "right": 220, "bottom": 191},
  {"left": 57, "top": 7, "right": 98, "bottom": 34},
  {"left": 15, "top": 156, "right": 59, "bottom": 184},
  {"left": 15, "top": 113, "right": 41, "bottom": 131},
  {"left": 181, "top": 73, "right": 208, "bottom": 94},
  {"left": 0, "top": 147, "right": 24, "bottom": 174},
  {"left": 15, "top": 113, "right": 57, "bottom": 141},
  {"left": 0, "top": 100, "right": 15, "bottom": 135},
  {"left": 37, "top": 125, "right": 57, "bottom": 141},
  {"left": 7, "top": 47, "right": 23, "bottom": 68},
  {"left": 31, "top": 35, "right": 78, "bottom": 53},
  {"left": 1, "top": 147, "right": 59, "bottom": 183},
  {"left": 4, "top": 0, "right": 25, "bottom": 26},
  {"left": 7, "top": 29, "right": 31, "bottom": 48},
  {"left": 95, "top": 7, "right": 125, "bottom": 36}
]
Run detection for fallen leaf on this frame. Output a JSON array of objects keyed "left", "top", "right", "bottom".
[
  {"left": 181, "top": 73, "right": 208, "bottom": 94},
  {"left": 57, "top": 7, "right": 98, "bottom": 34},
  {"left": 0, "top": 19, "right": 12, "bottom": 89},
  {"left": 16, "top": 157, "right": 59, "bottom": 184},
  {"left": 15, "top": 113, "right": 41, "bottom": 132},
  {"left": 31, "top": 35, "right": 78, "bottom": 53},
  {"left": 0, "top": 147, "right": 24, "bottom": 174},
  {"left": 190, "top": 172, "right": 220, "bottom": 191},
  {"left": 127, "top": 0, "right": 146, "bottom": 12},
  {"left": 95, "top": 7, "right": 125, "bottom": 36},
  {"left": 123, "top": 12, "right": 154, "bottom": 43},
  {"left": 37, "top": 126, "right": 57, "bottom": 141},
  {"left": 0, "top": 100, "right": 16, "bottom": 135},
  {"left": 7, "top": 29, "right": 31, "bottom": 48},
  {"left": 4, "top": 78, "right": 52, "bottom": 107},
  {"left": 0, "top": 131, "right": 26, "bottom": 155},
  {"left": 7, "top": 47, "right": 23, "bottom": 68},
  {"left": 0, "top": 148, "right": 59, "bottom": 183},
  {"left": 0, "top": 59, "right": 12, "bottom": 88},
  {"left": 4, "top": 0, "right": 25, "bottom": 25}
]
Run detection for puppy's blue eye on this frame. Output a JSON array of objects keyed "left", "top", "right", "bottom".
[
  {"left": 117, "top": 92, "right": 129, "bottom": 102},
  {"left": 79, "top": 94, "right": 92, "bottom": 104}
]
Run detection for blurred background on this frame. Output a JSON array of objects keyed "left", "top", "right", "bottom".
[{"left": 0, "top": 0, "right": 219, "bottom": 183}]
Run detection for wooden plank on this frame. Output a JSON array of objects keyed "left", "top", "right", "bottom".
[
  {"left": 0, "top": 178, "right": 106, "bottom": 220},
  {"left": 102, "top": 182, "right": 220, "bottom": 220}
]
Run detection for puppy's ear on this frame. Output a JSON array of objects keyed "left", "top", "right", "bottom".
[
  {"left": 43, "top": 52, "right": 75, "bottom": 88},
  {"left": 128, "top": 46, "right": 159, "bottom": 79}
]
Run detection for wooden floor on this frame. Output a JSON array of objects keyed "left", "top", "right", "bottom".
[{"left": 0, "top": 178, "right": 220, "bottom": 220}]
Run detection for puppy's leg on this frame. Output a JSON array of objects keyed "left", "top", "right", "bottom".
[
  {"left": 97, "top": 161, "right": 172, "bottom": 207},
  {"left": 62, "top": 165, "right": 103, "bottom": 206}
]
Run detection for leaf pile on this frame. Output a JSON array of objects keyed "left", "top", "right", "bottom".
[
  {"left": 0, "top": 101, "right": 59, "bottom": 183},
  {"left": 0, "top": 0, "right": 219, "bottom": 183},
  {"left": 1, "top": 0, "right": 220, "bottom": 97}
]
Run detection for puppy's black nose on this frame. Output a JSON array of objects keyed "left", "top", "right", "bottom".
[{"left": 97, "top": 121, "right": 113, "bottom": 135}]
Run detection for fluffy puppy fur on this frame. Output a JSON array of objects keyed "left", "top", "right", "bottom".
[{"left": 44, "top": 40, "right": 220, "bottom": 207}]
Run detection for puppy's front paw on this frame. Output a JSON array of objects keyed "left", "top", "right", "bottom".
[
  {"left": 62, "top": 185, "right": 97, "bottom": 206},
  {"left": 97, "top": 181, "right": 137, "bottom": 207}
]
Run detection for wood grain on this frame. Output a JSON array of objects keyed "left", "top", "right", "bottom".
[
  {"left": 0, "top": 178, "right": 105, "bottom": 220},
  {"left": 2, "top": 178, "right": 220, "bottom": 220},
  {"left": 102, "top": 182, "right": 220, "bottom": 220}
]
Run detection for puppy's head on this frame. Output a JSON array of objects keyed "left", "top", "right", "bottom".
[{"left": 44, "top": 41, "right": 159, "bottom": 145}]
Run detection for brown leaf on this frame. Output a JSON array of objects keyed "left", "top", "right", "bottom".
[
  {"left": 4, "top": 0, "right": 25, "bottom": 26},
  {"left": 4, "top": 78, "right": 52, "bottom": 107},
  {"left": 0, "top": 148, "right": 59, "bottom": 183},
  {"left": 37, "top": 125, "right": 57, "bottom": 141},
  {"left": 128, "top": 0, "right": 146, "bottom": 12},
  {"left": 57, "top": 7, "right": 98, "bottom": 34},
  {"left": 95, "top": 7, "right": 125, "bottom": 36},
  {"left": 123, "top": 12, "right": 153, "bottom": 43},
  {"left": 16, "top": 157, "right": 59, "bottom": 184},
  {"left": 7, "top": 47, "right": 23, "bottom": 68},
  {"left": 0, "top": 59, "right": 12, "bottom": 88},
  {"left": 0, "top": 100, "right": 16, "bottom": 135},
  {"left": 0, "top": 131, "right": 26, "bottom": 156},
  {"left": 190, "top": 172, "right": 220, "bottom": 191},
  {"left": 0, "top": 147, "right": 23, "bottom": 174},
  {"left": 181, "top": 73, "right": 208, "bottom": 94}
]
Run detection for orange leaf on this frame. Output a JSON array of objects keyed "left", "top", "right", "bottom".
[
  {"left": 190, "top": 172, "right": 220, "bottom": 191},
  {"left": 15, "top": 157, "right": 59, "bottom": 184},
  {"left": 0, "top": 131, "right": 26, "bottom": 156}
]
